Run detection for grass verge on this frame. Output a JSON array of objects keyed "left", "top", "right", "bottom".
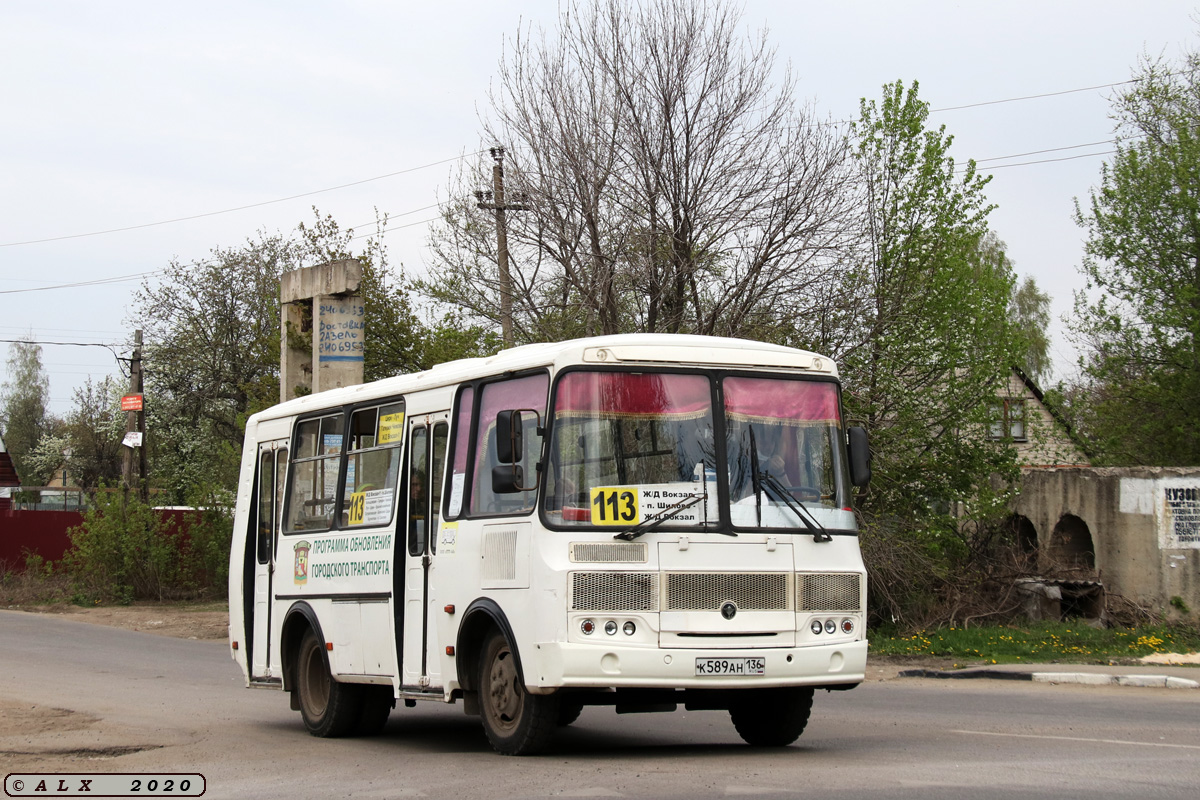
[{"left": 870, "top": 620, "right": 1200, "bottom": 664}]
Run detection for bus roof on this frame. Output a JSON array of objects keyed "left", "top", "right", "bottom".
[{"left": 250, "top": 333, "right": 838, "bottom": 425}]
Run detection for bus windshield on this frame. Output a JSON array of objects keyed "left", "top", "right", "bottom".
[
  {"left": 544, "top": 371, "right": 717, "bottom": 529},
  {"left": 544, "top": 370, "right": 851, "bottom": 532},
  {"left": 723, "top": 375, "right": 849, "bottom": 529}
]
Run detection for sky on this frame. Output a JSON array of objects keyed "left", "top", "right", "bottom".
[{"left": 1, "top": 0, "right": 1196, "bottom": 418}]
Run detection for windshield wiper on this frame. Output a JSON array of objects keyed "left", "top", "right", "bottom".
[
  {"left": 747, "top": 426, "right": 764, "bottom": 527},
  {"left": 756, "top": 470, "right": 832, "bottom": 543},
  {"left": 614, "top": 484, "right": 731, "bottom": 541}
]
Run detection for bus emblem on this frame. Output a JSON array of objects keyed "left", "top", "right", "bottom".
[
  {"left": 721, "top": 601, "right": 738, "bottom": 620},
  {"left": 294, "top": 541, "right": 311, "bottom": 585}
]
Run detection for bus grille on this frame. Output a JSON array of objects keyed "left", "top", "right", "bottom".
[
  {"left": 570, "top": 542, "right": 648, "bottom": 563},
  {"left": 798, "top": 573, "right": 861, "bottom": 612},
  {"left": 571, "top": 572, "right": 659, "bottom": 611},
  {"left": 665, "top": 572, "right": 790, "bottom": 611}
]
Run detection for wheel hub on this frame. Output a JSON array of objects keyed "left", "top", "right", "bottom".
[{"left": 487, "top": 647, "right": 521, "bottom": 725}]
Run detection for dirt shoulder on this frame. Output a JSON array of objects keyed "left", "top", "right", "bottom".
[{"left": 13, "top": 601, "right": 228, "bottom": 640}]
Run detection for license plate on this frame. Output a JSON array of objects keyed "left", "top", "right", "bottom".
[{"left": 695, "top": 657, "right": 766, "bottom": 676}]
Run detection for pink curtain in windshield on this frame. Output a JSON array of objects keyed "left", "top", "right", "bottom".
[
  {"left": 554, "top": 372, "right": 710, "bottom": 416},
  {"left": 723, "top": 377, "right": 840, "bottom": 422}
]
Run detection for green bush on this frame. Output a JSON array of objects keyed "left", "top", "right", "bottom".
[{"left": 64, "top": 491, "right": 232, "bottom": 603}]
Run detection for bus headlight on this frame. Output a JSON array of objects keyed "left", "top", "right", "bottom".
[
  {"left": 824, "top": 619, "right": 837, "bottom": 634},
  {"left": 604, "top": 620, "right": 618, "bottom": 636},
  {"left": 623, "top": 621, "right": 636, "bottom": 636},
  {"left": 810, "top": 619, "right": 823, "bottom": 635}
]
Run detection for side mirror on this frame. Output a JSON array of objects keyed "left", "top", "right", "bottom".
[
  {"left": 495, "top": 410, "right": 524, "bottom": 464},
  {"left": 492, "top": 464, "right": 526, "bottom": 494},
  {"left": 848, "top": 426, "right": 871, "bottom": 489}
]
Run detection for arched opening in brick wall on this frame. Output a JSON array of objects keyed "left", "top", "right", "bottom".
[
  {"left": 1007, "top": 514, "right": 1039, "bottom": 555},
  {"left": 1049, "top": 514, "right": 1096, "bottom": 571}
]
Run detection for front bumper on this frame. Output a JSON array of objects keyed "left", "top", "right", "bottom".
[{"left": 526, "top": 638, "right": 867, "bottom": 690}]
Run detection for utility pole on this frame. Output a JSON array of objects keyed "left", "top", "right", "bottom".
[
  {"left": 475, "top": 146, "right": 528, "bottom": 347},
  {"left": 121, "top": 329, "right": 147, "bottom": 500}
]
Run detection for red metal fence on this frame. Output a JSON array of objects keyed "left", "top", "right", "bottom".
[{"left": 0, "top": 508, "right": 202, "bottom": 570}]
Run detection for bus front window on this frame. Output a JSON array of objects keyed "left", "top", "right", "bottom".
[
  {"left": 723, "top": 376, "right": 849, "bottom": 530},
  {"left": 545, "top": 372, "right": 716, "bottom": 528}
]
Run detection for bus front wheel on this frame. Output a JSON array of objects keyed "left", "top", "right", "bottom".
[
  {"left": 295, "top": 629, "right": 362, "bottom": 737},
  {"left": 729, "top": 687, "right": 814, "bottom": 746},
  {"left": 478, "top": 629, "right": 559, "bottom": 755}
]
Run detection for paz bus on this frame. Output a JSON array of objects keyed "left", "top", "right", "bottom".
[{"left": 228, "top": 334, "right": 872, "bottom": 755}]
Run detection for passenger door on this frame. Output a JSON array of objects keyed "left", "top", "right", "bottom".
[
  {"left": 400, "top": 413, "right": 450, "bottom": 689},
  {"left": 251, "top": 441, "right": 287, "bottom": 679}
]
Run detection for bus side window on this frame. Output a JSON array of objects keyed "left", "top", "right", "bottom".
[
  {"left": 339, "top": 402, "right": 405, "bottom": 528},
  {"left": 256, "top": 451, "right": 274, "bottom": 563},
  {"left": 444, "top": 386, "right": 475, "bottom": 520},
  {"left": 408, "top": 427, "right": 429, "bottom": 556},
  {"left": 470, "top": 373, "right": 549, "bottom": 516},
  {"left": 429, "top": 422, "right": 448, "bottom": 553},
  {"left": 273, "top": 448, "right": 287, "bottom": 558},
  {"left": 285, "top": 413, "right": 344, "bottom": 533}
]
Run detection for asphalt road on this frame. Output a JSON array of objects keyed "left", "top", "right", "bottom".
[{"left": 2, "top": 610, "right": 1198, "bottom": 800}]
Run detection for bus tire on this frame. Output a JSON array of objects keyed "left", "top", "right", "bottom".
[
  {"left": 354, "top": 685, "right": 393, "bottom": 736},
  {"left": 729, "top": 687, "right": 814, "bottom": 747},
  {"left": 478, "top": 629, "right": 558, "bottom": 755},
  {"left": 296, "top": 629, "right": 362, "bottom": 738},
  {"left": 557, "top": 700, "right": 584, "bottom": 727}
]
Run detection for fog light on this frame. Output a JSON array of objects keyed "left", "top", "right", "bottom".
[
  {"left": 604, "top": 620, "right": 618, "bottom": 635},
  {"left": 623, "top": 621, "right": 636, "bottom": 636},
  {"left": 581, "top": 619, "right": 595, "bottom": 635},
  {"left": 810, "top": 619, "right": 823, "bottom": 635},
  {"left": 841, "top": 618, "right": 855, "bottom": 634},
  {"left": 824, "top": 618, "right": 836, "bottom": 634}
]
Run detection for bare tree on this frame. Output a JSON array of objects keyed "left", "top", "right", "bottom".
[{"left": 424, "top": 0, "right": 858, "bottom": 345}]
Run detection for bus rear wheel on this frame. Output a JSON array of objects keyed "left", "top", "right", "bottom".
[
  {"left": 295, "top": 629, "right": 362, "bottom": 737},
  {"left": 729, "top": 687, "right": 814, "bottom": 747},
  {"left": 478, "top": 629, "right": 559, "bottom": 755},
  {"left": 354, "top": 685, "right": 394, "bottom": 736}
]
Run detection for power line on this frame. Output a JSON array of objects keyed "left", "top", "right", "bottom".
[
  {"left": 0, "top": 337, "right": 126, "bottom": 368},
  {"left": 930, "top": 79, "right": 1136, "bottom": 113},
  {"left": 0, "top": 214, "right": 446, "bottom": 296},
  {"left": 985, "top": 150, "right": 1118, "bottom": 171},
  {"left": 0, "top": 270, "right": 159, "bottom": 296},
  {"left": 960, "top": 149, "right": 1119, "bottom": 174},
  {"left": 0, "top": 152, "right": 483, "bottom": 248},
  {"left": 0, "top": 338, "right": 122, "bottom": 347},
  {"left": 973, "top": 140, "right": 1118, "bottom": 164},
  {"left": 0, "top": 75, "right": 1151, "bottom": 251}
]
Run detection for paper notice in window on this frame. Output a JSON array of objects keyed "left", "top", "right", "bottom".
[
  {"left": 449, "top": 472, "right": 466, "bottom": 516},
  {"left": 379, "top": 412, "right": 405, "bottom": 444}
]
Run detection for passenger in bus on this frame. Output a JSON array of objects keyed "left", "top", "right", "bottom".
[{"left": 409, "top": 469, "right": 428, "bottom": 550}]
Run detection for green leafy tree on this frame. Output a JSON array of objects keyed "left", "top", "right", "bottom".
[
  {"left": 1071, "top": 47, "right": 1200, "bottom": 465},
  {"left": 0, "top": 337, "right": 53, "bottom": 484},
  {"left": 130, "top": 210, "right": 492, "bottom": 501},
  {"left": 23, "top": 377, "right": 128, "bottom": 492},
  {"left": 132, "top": 230, "right": 296, "bottom": 501},
  {"left": 844, "top": 81, "right": 1023, "bottom": 624},
  {"left": 1009, "top": 272, "right": 1053, "bottom": 384}
]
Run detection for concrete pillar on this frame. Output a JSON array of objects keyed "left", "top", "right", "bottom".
[
  {"left": 280, "top": 260, "right": 364, "bottom": 403},
  {"left": 314, "top": 293, "right": 365, "bottom": 393},
  {"left": 280, "top": 298, "right": 313, "bottom": 401}
]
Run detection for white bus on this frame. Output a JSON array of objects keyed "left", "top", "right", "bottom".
[{"left": 228, "top": 334, "right": 872, "bottom": 755}]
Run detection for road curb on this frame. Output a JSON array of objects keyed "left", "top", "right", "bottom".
[{"left": 898, "top": 667, "right": 1200, "bottom": 689}]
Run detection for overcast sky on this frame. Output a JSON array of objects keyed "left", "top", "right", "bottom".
[{"left": 2, "top": 0, "right": 1196, "bottom": 417}]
